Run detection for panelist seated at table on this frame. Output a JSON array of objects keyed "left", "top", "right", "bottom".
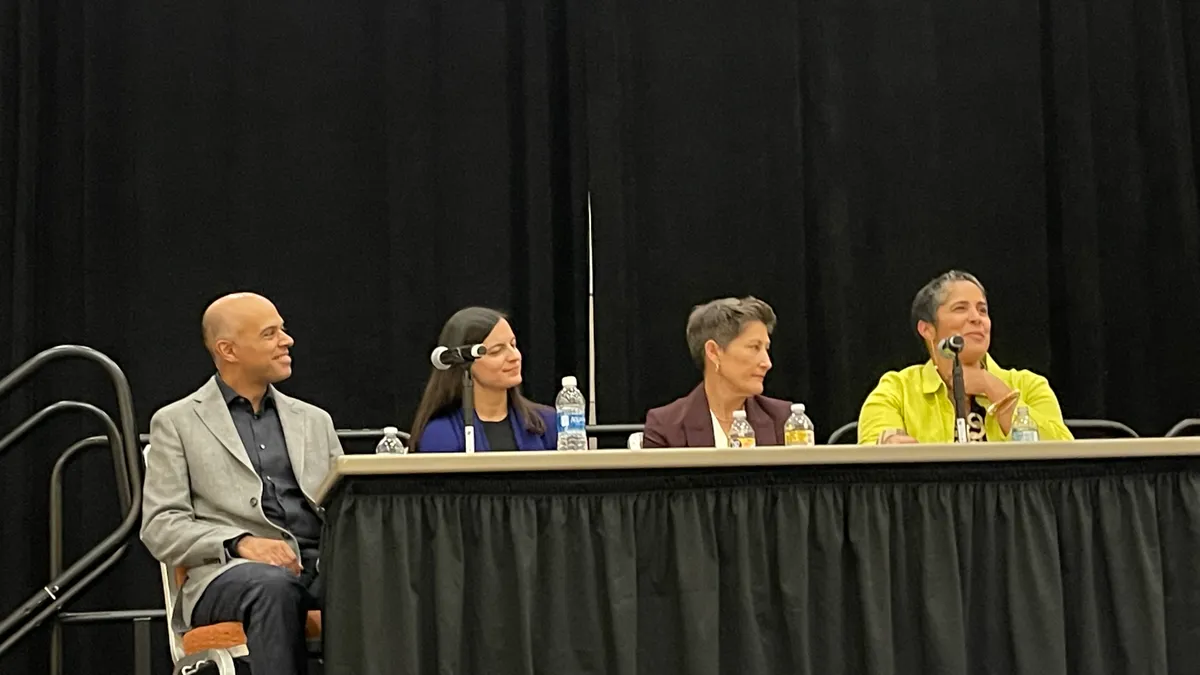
[
  {"left": 141, "top": 293, "right": 341, "bottom": 675},
  {"left": 411, "top": 306, "right": 557, "bottom": 452},
  {"left": 858, "top": 270, "right": 1073, "bottom": 444},
  {"left": 643, "top": 296, "right": 792, "bottom": 448}
]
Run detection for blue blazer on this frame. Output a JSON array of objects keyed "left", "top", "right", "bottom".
[{"left": 419, "top": 404, "right": 558, "bottom": 452}]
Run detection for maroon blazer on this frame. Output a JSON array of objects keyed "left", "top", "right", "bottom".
[{"left": 642, "top": 384, "right": 793, "bottom": 448}]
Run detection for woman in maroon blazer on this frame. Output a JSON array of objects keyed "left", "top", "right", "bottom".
[{"left": 643, "top": 296, "right": 792, "bottom": 448}]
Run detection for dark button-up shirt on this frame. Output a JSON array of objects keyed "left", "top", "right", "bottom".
[{"left": 217, "top": 377, "right": 322, "bottom": 554}]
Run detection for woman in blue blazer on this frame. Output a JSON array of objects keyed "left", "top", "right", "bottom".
[{"left": 410, "top": 307, "right": 557, "bottom": 452}]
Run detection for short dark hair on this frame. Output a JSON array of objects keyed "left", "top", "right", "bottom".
[
  {"left": 910, "top": 270, "right": 987, "bottom": 336},
  {"left": 685, "top": 296, "right": 777, "bottom": 370}
]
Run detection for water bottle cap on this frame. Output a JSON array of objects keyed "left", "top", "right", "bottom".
[
  {"left": 383, "top": 426, "right": 399, "bottom": 436},
  {"left": 562, "top": 375, "right": 578, "bottom": 387},
  {"left": 1015, "top": 406, "right": 1029, "bottom": 415},
  {"left": 732, "top": 410, "right": 747, "bottom": 419},
  {"left": 791, "top": 403, "right": 806, "bottom": 414}
]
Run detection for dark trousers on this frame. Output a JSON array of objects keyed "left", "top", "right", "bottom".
[{"left": 192, "top": 552, "right": 321, "bottom": 675}]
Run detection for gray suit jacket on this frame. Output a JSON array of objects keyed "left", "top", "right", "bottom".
[{"left": 140, "top": 376, "right": 343, "bottom": 631}]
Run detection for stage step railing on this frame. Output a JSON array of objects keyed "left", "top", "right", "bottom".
[{"left": 0, "top": 346, "right": 142, "bottom": 657}]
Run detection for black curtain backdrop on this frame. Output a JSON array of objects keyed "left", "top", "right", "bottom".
[
  {"left": 587, "top": 0, "right": 1200, "bottom": 433},
  {"left": 3, "top": 0, "right": 1200, "bottom": 671}
]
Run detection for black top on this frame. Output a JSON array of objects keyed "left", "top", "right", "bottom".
[
  {"left": 217, "top": 376, "right": 322, "bottom": 553},
  {"left": 482, "top": 418, "right": 518, "bottom": 451},
  {"left": 966, "top": 396, "right": 989, "bottom": 442}
]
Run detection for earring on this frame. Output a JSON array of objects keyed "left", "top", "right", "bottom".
[{"left": 715, "top": 361, "right": 721, "bottom": 373}]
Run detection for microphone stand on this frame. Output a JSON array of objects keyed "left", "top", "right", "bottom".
[
  {"left": 951, "top": 354, "right": 969, "bottom": 444},
  {"left": 461, "top": 366, "right": 475, "bottom": 453}
]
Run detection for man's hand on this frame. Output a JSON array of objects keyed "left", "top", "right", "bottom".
[
  {"left": 882, "top": 432, "right": 919, "bottom": 444},
  {"left": 235, "top": 536, "right": 301, "bottom": 575}
]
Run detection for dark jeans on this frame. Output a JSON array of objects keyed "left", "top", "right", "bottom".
[{"left": 192, "top": 551, "right": 322, "bottom": 675}]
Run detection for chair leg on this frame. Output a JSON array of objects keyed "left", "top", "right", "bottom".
[
  {"left": 174, "top": 649, "right": 238, "bottom": 675},
  {"left": 133, "top": 618, "right": 153, "bottom": 675}
]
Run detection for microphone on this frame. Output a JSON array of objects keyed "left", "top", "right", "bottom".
[
  {"left": 430, "top": 344, "right": 487, "bottom": 370},
  {"left": 937, "top": 334, "right": 969, "bottom": 443},
  {"left": 938, "top": 335, "right": 965, "bottom": 358}
]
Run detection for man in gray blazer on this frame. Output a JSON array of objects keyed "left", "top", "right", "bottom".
[{"left": 141, "top": 292, "right": 343, "bottom": 675}]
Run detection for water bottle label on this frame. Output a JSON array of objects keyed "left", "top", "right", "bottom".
[
  {"left": 558, "top": 412, "right": 586, "bottom": 434},
  {"left": 785, "top": 429, "right": 815, "bottom": 446},
  {"left": 731, "top": 437, "right": 756, "bottom": 448},
  {"left": 1012, "top": 429, "right": 1040, "bottom": 443}
]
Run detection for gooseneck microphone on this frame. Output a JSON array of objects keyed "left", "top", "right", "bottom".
[
  {"left": 430, "top": 343, "right": 488, "bottom": 453},
  {"left": 430, "top": 344, "right": 487, "bottom": 371},
  {"left": 936, "top": 334, "right": 969, "bottom": 443}
]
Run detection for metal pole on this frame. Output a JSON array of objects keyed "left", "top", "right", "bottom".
[
  {"left": 587, "top": 192, "right": 598, "bottom": 430},
  {"left": 49, "top": 620, "right": 61, "bottom": 675},
  {"left": 132, "top": 618, "right": 152, "bottom": 675},
  {"left": 48, "top": 436, "right": 116, "bottom": 675}
]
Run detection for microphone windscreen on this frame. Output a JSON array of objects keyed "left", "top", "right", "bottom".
[{"left": 430, "top": 346, "right": 452, "bottom": 370}]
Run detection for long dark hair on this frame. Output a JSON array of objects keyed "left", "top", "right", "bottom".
[{"left": 409, "top": 307, "right": 547, "bottom": 450}]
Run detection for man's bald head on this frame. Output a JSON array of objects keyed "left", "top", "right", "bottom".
[
  {"left": 201, "top": 293, "right": 295, "bottom": 384},
  {"left": 202, "top": 293, "right": 271, "bottom": 355}
]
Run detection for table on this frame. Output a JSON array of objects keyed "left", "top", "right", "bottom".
[{"left": 317, "top": 438, "right": 1200, "bottom": 675}]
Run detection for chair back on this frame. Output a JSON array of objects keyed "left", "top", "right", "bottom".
[
  {"left": 1166, "top": 418, "right": 1200, "bottom": 438},
  {"left": 1063, "top": 418, "right": 1138, "bottom": 439},
  {"left": 158, "top": 562, "right": 188, "bottom": 663},
  {"left": 827, "top": 421, "right": 858, "bottom": 444},
  {"left": 583, "top": 424, "right": 645, "bottom": 449},
  {"left": 143, "top": 444, "right": 189, "bottom": 663}
]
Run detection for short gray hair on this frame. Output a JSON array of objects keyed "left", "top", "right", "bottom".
[
  {"left": 910, "top": 270, "right": 986, "bottom": 335},
  {"left": 685, "top": 296, "right": 777, "bottom": 370}
]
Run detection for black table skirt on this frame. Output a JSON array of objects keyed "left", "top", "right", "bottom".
[{"left": 321, "top": 457, "right": 1200, "bottom": 675}]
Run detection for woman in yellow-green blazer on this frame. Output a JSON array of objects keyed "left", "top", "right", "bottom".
[{"left": 858, "top": 271, "right": 1073, "bottom": 445}]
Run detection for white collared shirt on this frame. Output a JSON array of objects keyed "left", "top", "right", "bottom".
[{"left": 710, "top": 410, "right": 730, "bottom": 449}]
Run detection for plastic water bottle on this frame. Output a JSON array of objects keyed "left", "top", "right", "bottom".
[
  {"left": 729, "top": 410, "right": 755, "bottom": 448},
  {"left": 375, "top": 426, "right": 407, "bottom": 454},
  {"left": 555, "top": 376, "right": 588, "bottom": 451},
  {"left": 784, "top": 403, "right": 816, "bottom": 446},
  {"left": 1011, "top": 406, "right": 1040, "bottom": 442}
]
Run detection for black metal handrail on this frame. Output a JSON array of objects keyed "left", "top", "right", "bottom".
[
  {"left": 0, "top": 401, "right": 131, "bottom": 509},
  {"left": 57, "top": 609, "right": 166, "bottom": 624},
  {"left": 47, "top": 432, "right": 148, "bottom": 675},
  {"left": 0, "top": 345, "right": 142, "bottom": 656}
]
